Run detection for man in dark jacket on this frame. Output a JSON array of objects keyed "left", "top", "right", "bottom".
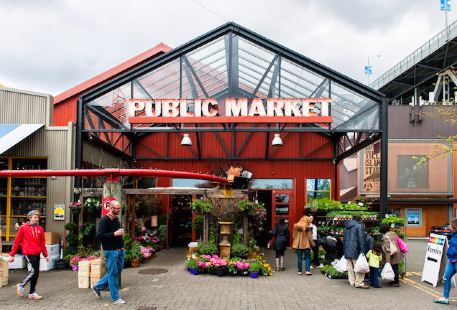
[
  {"left": 343, "top": 215, "right": 368, "bottom": 289},
  {"left": 91, "top": 200, "right": 126, "bottom": 304}
]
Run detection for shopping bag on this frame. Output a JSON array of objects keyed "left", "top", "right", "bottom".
[
  {"left": 389, "top": 239, "right": 399, "bottom": 255},
  {"left": 381, "top": 262, "right": 395, "bottom": 281},
  {"left": 396, "top": 237, "right": 409, "bottom": 253},
  {"left": 334, "top": 256, "right": 348, "bottom": 273},
  {"left": 354, "top": 253, "right": 370, "bottom": 273}
]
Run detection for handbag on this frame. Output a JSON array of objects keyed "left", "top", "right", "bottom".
[
  {"left": 396, "top": 236, "right": 409, "bottom": 253},
  {"left": 267, "top": 238, "right": 274, "bottom": 249},
  {"left": 334, "top": 256, "right": 348, "bottom": 273},
  {"left": 381, "top": 262, "right": 395, "bottom": 281},
  {"left": 354, "top": 253, "right": 370, "bottom": 273}
]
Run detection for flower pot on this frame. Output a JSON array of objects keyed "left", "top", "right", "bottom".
[
  {"left": 216, "top": 269, "right": 225, "bottom": 277},
  {"left": 250, "top": 271, "right": 259, "bottom": 279},
  {"left": 229, "top": 270, "right": 238, "bottom": 276},
  {"left": 131, "top": 259, "right": 141, "bottom": 268},
  {"left": 241, "top": 270, "right": 249, "bottom": 276},
  {"left": 71, "top": 208, "right": 81, "bottom": 215},
  {"left": 190, "top": 268, "right": 200, "bottom": 275}
]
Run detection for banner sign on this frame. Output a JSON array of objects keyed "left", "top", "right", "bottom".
[
  {"left": 359, "top": 144, "right": 380, "bottom": 195},
  {"left": 422, "top": 233, "right": 448, "bottom": 287},
  {"left": 127, "top": 97, "right": 333, "bottom": 124},
  {"left": 102, "top": 197, "right": 115, "bottom": 217}
]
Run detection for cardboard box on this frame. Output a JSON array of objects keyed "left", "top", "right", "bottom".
[
  {"left": 44, "top": 232, "right": 60, "bottom": 245},
  {"left": 0, "top": 261, "right": 8, "bottom": 287}
]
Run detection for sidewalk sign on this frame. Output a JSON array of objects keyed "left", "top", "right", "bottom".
[{"left": 421, "top": 233, "right": 448, "bottom": 287}]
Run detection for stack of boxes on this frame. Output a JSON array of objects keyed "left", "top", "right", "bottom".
[
  {"left": 90, "top": 259, "right": 106, "bottom": 287},
  {"left": 0, "top": 228, "right": 8, "bottom": 288},
  {"left": 78, "top": 259, "right": 106, "bottom": 289},
  {"left": 78, "top": 260, "right": 91, "bottom": 288}
]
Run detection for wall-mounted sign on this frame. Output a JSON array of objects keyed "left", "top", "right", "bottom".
[
  {"left": 102, "top": 197, "right": 115, "bottom": 217},
  {"left": 127, "top": 97, "right": 332, "bottom": 124},
  {"left": 53, "top": 204, "right": 65, "bottom": 221},
  {"left": 360, "top": 144, "right": 380, "bottom": 195}
]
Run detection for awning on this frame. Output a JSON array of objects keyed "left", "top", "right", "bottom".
[{"left": 0, "top": 124, "right": 44, "bottom": 154}]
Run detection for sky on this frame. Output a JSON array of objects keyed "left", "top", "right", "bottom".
[{"left": 0, "top": 0, "right": 456, "bottom": 96}]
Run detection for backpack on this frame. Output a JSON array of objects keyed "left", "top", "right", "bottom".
[{"left": 396, "top": 236, "right": 409, "bottom": 253}]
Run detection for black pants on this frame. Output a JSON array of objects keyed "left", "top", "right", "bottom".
[
  {"left": 275, "top": 249, "right": 285, "bottom": 258},
  {"left": 312, "top": 242, "right": 319, "bottom": 266},
  {"left": 391, "top": 263, "right": 400, "bottom": 284},
  {"left": 21, "top": 255, "right": 40, "bottom": 294}
]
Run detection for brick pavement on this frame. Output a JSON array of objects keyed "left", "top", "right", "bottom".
[{"left": 0, "top": 240, "right": 450, "bottom": 309}]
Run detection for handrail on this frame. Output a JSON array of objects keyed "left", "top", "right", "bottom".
[{"left": 371, "top": 19, "right": 457, "bottom": 90}]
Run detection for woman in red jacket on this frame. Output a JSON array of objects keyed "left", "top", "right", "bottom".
[{"left": 8, "top": 210, "right": 49, "bottom": 300}]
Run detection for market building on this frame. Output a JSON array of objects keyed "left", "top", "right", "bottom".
[{"left": 51, "top": 22, "right": 387, "bottom": 246}]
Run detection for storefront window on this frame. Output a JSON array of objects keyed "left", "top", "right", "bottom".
[
  {"left": 397, "top": 155, "right": 428, "bottom": 188},
  {"left": 306, "top": 179, "right": 331, "bottom": 202},
  {"left": 172, "top": 178, "right": 212, "bottom": 188},
  {"left": 251, "top": 179, "right": 293, "bottom": 189},
  {"left": 405, "top": 208, "right": 422, "bottom": 226}
]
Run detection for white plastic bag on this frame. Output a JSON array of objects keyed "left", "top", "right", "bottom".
[
  {"left": 354, "top": 253, "right": 370, "bottom": 273},
  {"left": 381, "top": 262, "right": 395, "bottom": 281},
  {"left": 334, "top": 256, "right": 348, "bottom": 273}
]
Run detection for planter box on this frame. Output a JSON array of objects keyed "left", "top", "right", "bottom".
[
  {"left": 8, "top": 254, "right": 25, "bottom": 269},
  {"left": 44, "top": 232, "right": 60, "bottom": 245}
]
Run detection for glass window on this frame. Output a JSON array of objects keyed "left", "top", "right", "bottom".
[
  {"left": 172, "top": 178, "right": 212, "bottom": 188},
  {"left": 306, "top": 179, "right": 331, "bottom": 202},
  {"left": 397, "top": 155, "right": 428, "bottom": 188},
  {"left": 405, "top": 208, "right": 422, "bottom": 226},
  {"left": 251, "top": 179, "right": 293, "bottom": 189}
]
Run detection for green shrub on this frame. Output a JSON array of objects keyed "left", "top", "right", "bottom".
[
  {"left": 248, "top": 261, "right": 262, "bottom": 273},
  {"left": 190, "top": 199, "right": 213, "bottom": 214},
  {"left": 186, "top": 258, "right": 198, "bottom": 269},
  {"left": 231, "top": 243, "right": 248, "bottom": 258},
  {"left": 192, "top": 215, "right": 204, "bottom": 237},
  {"left": 197, "top": 242, "right": 218, "bottom": 255}
]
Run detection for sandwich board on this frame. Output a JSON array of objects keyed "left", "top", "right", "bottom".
[{"left": 421, "top": 233, "right": 448, "bottom": 287}]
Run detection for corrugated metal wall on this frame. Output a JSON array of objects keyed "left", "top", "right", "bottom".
[
  {"left": 0, "top": 88, "right": 51, "bottom": 124},
  {"left": 83, "top": 142, "right": 124, "bottom": 168},
  {"left": 1, "top": 88, "right": 74, "bottom": 240}
]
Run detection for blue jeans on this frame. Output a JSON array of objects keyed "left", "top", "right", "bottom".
[
  {"left": 443, "top": 261, "right": 457, "bottom": 298},
  {"left": 94, "top": 250, "right": 125, "bottom": 301},
  {"left": 297, "top": 248, "right": 311, "bottom": 273},
  {"left": 369, "top": 267, "right": 380, "bottom": 288}
]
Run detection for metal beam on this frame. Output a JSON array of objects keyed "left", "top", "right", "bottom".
[
  {"left": 252, "top": 54, "right": 279, "bottom": 96},
  {"left": 380, "top": 97, "right": 389, "bottom": 217},
  {"left": 182, "top": 55, "right": 209, "bottom": 98},
  {"left": 335, "top": 133, "right": 380, "bottom": 163}
]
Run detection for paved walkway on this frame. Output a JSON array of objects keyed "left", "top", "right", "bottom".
[{"left": 0, "top": 240, "right": 452, "bottom": 309}]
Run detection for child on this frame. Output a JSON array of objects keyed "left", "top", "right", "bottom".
[{"left": 366, "top": 242, "right": 383, "bottom": 288}]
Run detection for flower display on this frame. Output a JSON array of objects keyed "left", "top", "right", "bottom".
[
  {"left": 69, "top": 255, "right": 100, "bottom": 272},
  {"left": 140, "top": 246, "right": 154, "bottom": 259},
  {"left": 69, "top": 201, "right": 82, "bottom": 209}
]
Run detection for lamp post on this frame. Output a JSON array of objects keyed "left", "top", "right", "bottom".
[{"left": 365, "top": 55, "right": 381, "bottom": 85}]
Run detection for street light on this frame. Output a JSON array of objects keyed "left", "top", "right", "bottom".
[{"left": 365, "top": 54, "right": 381, "bottom": 85}]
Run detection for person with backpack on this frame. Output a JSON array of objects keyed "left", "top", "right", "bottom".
[
  {"left": 380, "top": 224, "right": 404, "bottom": 287},
  {"left": 434, "top": 219, "right": 457, "bottom": 304}
]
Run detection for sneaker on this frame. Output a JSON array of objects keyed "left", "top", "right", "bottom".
[
  {"left": 91, "top": 286, "right": 101, "bottom": 298},
  {"left": 306, "top": 272, "right": 312, "bottom": 276},
  {"left": 355, "top": 284, "right": 370, "bottom": 289},
  {"left": 297, "top": 272, "right": 302, "bottom": 275},
  {"left": 28, "top": 292, "right": 43, "bottom": 300},
  {"left": 280, "top": 267, "right": 286, "bottom": 271},
  {"left": 113, "top": 298, "right": 126, "bottom": 304},
  {"left": 16, "top": 284, "right": 24, "bottom": 298},
  {"left": 434, "top": 298, "right": 449, "bottom": 304}
]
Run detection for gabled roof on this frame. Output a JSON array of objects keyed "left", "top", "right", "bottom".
[{"left": 54, "top": 42, "right": 171, "bottom": 104}]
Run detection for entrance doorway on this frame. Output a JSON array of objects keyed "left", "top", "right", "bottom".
[{"left": 170, "top": 195, "right": 192, "bottom": 247}]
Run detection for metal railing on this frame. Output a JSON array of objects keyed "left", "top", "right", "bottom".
[{"left": 371, "top": 19, "right": 457, "bottom": 90}]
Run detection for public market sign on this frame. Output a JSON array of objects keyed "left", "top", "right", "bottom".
[{"left": 127, "top": 98, "right": 332, "bottom": 124}]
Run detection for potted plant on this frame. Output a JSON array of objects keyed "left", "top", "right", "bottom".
[
  {"left": 69, "top": 201, "right": 82, "bottom": 215},
  {"left": 84, "top": 197, "right": 101, "bottom": 215},
  {"left": 210, "top": 255, "right": 228, "bottom": 277},
  {"left": 129, "top": 241, "right": 142, "bottom": 268},
  {"left": 197, "top": 242, "right": 218, "bottom": 256},
  {"left": 249, "top": 261, "right": 262, "bottom": 278},
  {"left": 186, "top": 258, "right": 199, "bottom": 275},
  {"left": 231, "top": 243, "right": 248, "bottom": 259}
]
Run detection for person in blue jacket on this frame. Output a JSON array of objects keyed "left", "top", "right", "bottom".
[{"left": 434, "top": 218, "right": 457, "bottom": 304}]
